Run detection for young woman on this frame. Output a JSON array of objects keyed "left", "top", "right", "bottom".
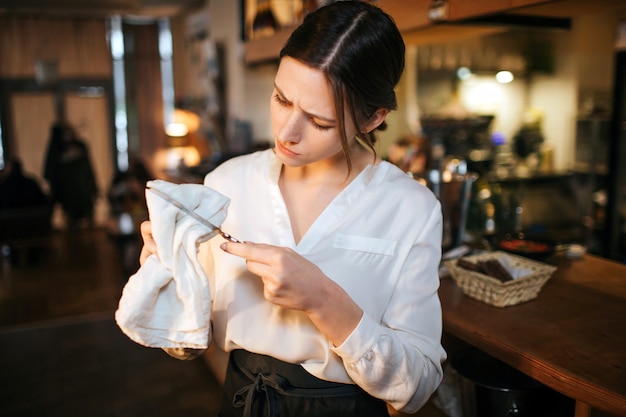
[{"left": 140, "top": 2, "right": 446, "bottom": 415}]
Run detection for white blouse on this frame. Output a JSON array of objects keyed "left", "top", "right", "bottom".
[{"left": 199, "top": 149, "right": 446, "bottom": 413}]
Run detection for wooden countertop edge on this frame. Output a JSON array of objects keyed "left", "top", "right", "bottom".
[{"left": 442, "top": 315, "right": 626, "bottom": 416}]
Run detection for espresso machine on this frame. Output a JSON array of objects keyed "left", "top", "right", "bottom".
[
  {"left": 420, "top": 115, "right": 494, "bottom": 250},
  {"left": 421, "top": 115, "right": 495, "bottom": 175}
]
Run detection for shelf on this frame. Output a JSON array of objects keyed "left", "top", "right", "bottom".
[
  {"left": 242, "top": 0, "right": 507, "bottom": 64},
  {"left": 242, "top": 0, "right": 626, "bottom": 65},
  {"left": 243, "top": 0, "right": 435, "bottom": 65},
  {"left": 243, "top": 25, "right": 297, "bottom": 65}
]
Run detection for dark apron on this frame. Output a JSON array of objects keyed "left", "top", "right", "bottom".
[{"left": 219, "top": 349, "right": 390, "bottom": 417}]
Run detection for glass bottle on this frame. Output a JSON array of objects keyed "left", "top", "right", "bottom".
[{"left": 483, "top": 201, "right": 497, "bottom": 247}]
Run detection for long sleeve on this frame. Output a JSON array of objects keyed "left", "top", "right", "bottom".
[{"left": 330, "top": 202, "right": 444, "bottom": 413}]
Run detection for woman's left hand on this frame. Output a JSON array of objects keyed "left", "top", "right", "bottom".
[
  {"left": 220, "top": 240, "right": 363, "bottom": 346},
  {"left": 220, "top": 240, "right": 325, "bottom": 313}
]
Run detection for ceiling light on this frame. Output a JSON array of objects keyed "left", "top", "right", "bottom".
[
  {"left": 165, "top": 122, "right": 189, "bottom": 137},
  {"left": 495, "top": 71, "right": 514, "bottom": 83}
]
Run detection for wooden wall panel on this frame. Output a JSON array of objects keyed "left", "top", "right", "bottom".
[
  {"left": 123, "top": 22, "right": 166, "bottom": 163},
  {"left": 0, "top": 17, "right": 111, "bottom": 78},
  {"left": 9, "top": 92, "right": 56, "bottom": 183}
]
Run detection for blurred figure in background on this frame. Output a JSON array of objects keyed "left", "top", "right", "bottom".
[
  {"left": 388, "top": 134, "right": 432, "bottom": 184},
  {"left": 0, "top": 157, "right": 51, "bottom": 265},
  {"left": 107, "top": 155, "right": 153, "bottom": 281},
  {"left": 43, "top": 121, "right": 99, "bottom": 230},
  {"left": 108, "top": 155, "right": 152, "bottom": 220},
  {"left": 0, "top": 157, "right": 48, "bottom": 209}
]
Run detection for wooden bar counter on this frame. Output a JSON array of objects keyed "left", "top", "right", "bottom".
[{"left": 439, "top": 253, "right": 626, "bottom": 417}]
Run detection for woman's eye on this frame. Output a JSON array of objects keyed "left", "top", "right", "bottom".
[
  {"left": 310, "top": 119, "right": 332, "bottom": 131},
  {"left": 273, "top": 93, "right": 333, "bottom": 131},
  {"left": 273, "top": 94, "right": 289, "bottom": 107}
]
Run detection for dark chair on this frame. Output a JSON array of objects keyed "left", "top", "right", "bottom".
[{"left": 0, "top": 203, "right": 53, "bottom": 265}]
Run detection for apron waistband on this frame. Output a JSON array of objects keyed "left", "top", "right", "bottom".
[{"left": 230, "top": 350, "right": 362, "bottom": 417}]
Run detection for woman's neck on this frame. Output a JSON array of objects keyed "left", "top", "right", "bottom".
[{"left": 278, "top": 146, "right": 376, "bottom": 244}]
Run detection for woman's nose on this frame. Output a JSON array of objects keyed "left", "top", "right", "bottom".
[{"left": 277, "top": 112, "right": 303, "bottom": 144}]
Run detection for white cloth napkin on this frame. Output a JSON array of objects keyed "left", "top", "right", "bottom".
[{"left": 115, "top": 179, "right": 230, "bottom": 350}]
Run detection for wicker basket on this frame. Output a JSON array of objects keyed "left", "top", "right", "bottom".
[{"left": 444, "top": 251, "right": 557, "bottom": 307}]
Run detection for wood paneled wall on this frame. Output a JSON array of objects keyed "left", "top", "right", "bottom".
[
  {"left": 0, "top": 16, "right": 166, "bottom": 170},
  {"left": 0, "top": 17, "right": 111, "bottom": 78}
]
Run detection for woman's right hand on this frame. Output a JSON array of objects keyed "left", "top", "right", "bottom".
[{"left": 139, "top": 220, "right": 157, "bottom": 265}]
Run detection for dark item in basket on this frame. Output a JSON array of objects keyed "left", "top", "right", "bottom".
[
  {"left": 482, "top": 259, "right": 514, "bottom": 282},
  {"left": 457, "top": 258, "right": 485, "bottom": 272},
  {"left": 456, "top": 258, "right": 514, "bottom": 282}
]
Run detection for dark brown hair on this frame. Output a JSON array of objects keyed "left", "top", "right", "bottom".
[{"left": 280, "top": 1, "right": 405, "bottom": 172}]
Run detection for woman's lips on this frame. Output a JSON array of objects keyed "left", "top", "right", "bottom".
[{"left": 276, "top": 140, "right": 299, "bottom": 157}]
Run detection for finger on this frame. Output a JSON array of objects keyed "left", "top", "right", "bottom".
[
  {"left": 139, "top": 236, "right": 158, "bottom": 263},
  {"left": 245, "top": 258, "right": 275, "bottom": 278},
  {"left": 139, "top": 246, "right": 152, "bottom": 265},
  {"left": 219, "top": 240, "right": 271, "bottom": 262},
  {"left": 138, "top": 220, "right": 158, "bottom": 265},
  {"left": 140, "top": 221, "right": 152, "bottom": 239}
]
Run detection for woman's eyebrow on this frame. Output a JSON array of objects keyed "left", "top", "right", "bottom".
[{"left": 274, "top": 83, "right": 337, "bottom": 124}]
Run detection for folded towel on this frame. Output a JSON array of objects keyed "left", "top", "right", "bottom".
[{"left": 115, "top": 179, "right": 230, "bottom": 356}]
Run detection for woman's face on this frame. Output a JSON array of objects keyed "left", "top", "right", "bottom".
[{"left": 270, "top": 57, "right": 358, "bottom": 167}]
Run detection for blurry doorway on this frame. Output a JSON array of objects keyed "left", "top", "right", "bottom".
[{"left": 1, "top": 80, "right": 115, "bottom": 228}]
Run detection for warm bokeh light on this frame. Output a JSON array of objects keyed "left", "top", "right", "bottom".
[
  {"left": 495, "top": 70, "right": 514, "bottom": 84},
  {"left": 165, "top": 122, "right": 189, "bottom": 138}
]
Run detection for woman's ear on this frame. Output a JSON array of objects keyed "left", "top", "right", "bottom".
[{"left": 362, "top": 109, "right": 389, "bottom": 133}]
